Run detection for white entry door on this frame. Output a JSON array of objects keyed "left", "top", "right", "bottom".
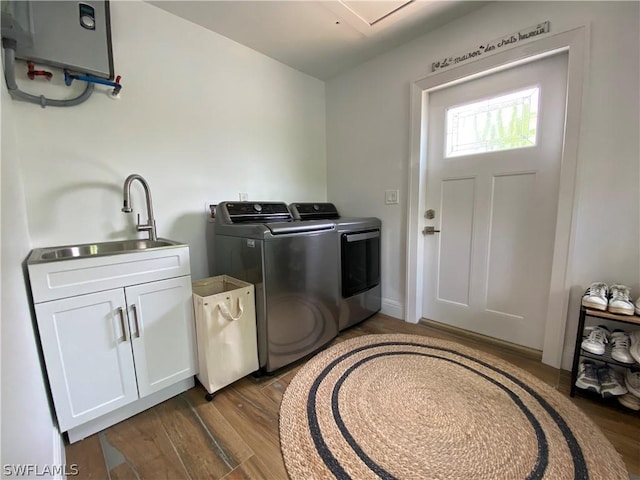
[{"left": 422, "top": 53, "right": 568, "bottom": 350}]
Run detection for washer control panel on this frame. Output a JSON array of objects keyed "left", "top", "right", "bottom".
[
  {"left": 290, "top": 202, "right": 339, "bottom": 220},
  {"left": 221, "top": 202, "right": 291, "bottom": 223}
]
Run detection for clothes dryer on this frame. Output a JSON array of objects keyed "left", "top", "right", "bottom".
[{"left": 289, "top": 203, "right": 381, "bottom": 330}]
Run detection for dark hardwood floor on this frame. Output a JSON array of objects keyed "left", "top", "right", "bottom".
[{"left": 66, "top": 314, "right": 640, "bottom": 479}]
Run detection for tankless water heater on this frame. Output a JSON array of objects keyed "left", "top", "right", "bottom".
[{"left": 1, "top": 1, "right": 113, "bottom": 79}]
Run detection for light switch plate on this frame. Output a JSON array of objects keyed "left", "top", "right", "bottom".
[{"left": 385, "top": 189, "right": 399, "bottom": 205}]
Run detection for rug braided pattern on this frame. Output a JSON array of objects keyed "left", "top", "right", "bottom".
[{"left": 279, "top": 334, "right": 628, "bottom": 480}]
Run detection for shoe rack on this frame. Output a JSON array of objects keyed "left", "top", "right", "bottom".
[{"left": 570, "top": 306, "right": 640, "bottom": 412}]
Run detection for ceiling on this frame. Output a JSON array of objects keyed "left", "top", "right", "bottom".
[{"left": 149, "top": 1, "right": 490, "bottom": 80}]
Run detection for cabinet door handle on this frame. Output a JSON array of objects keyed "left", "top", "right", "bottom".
[
  {"left": 131, "top": 304, "right": 141, "bottom": 338},
  {"left": 117, "top": 307, "right": 128, "bottom": 342}
]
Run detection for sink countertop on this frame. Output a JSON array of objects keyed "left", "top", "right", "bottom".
[{"left": 27, "top": 238, "right": 185, "bottom": 265}]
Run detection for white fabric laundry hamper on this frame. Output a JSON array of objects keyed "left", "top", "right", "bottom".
[{"left": 192, "top": 275, "right": 258, "bottom": 400}]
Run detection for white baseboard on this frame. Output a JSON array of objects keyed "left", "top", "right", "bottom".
[
  {"left": 53, "top": 428, "right": 65, "bottom": 480},
  {"left": 381, "top": 298, "right": 404, "bottom": 320}
]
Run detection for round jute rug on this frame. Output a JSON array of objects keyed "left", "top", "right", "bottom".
[{"left": 279, "top": 334, "right": 628, "bottom": 480}]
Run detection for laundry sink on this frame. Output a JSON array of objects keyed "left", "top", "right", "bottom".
[
  {"left": 27, "top": 238, "right": 191, "bottom": 303},
  {"left": 29, "top": 238, "right": 184, "bottom": 263}
]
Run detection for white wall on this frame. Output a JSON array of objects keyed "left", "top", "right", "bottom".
[
  {"left": 11, "top": 0, "right": 326, "bottom": 281},
  {"left": 1, "top": 84, "right": 61, "bottom": 475},
  {"left": 2, "top": 0, "right": 325, "bottom": 470},
  {"left": 326, "top": 1, "right": 639, "bottom": 368}
]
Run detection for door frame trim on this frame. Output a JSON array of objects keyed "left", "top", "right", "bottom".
[{"left": 405, "top": 26, "right": 589, "bottom": 368}]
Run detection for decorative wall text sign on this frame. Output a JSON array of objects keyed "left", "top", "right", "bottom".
[{"left": 431, "top": 21, "right": 550, "bottom": 72}]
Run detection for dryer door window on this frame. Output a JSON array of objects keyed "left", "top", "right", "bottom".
[{"left": 341, "top": 230, "right": 380, "bottom": 298}]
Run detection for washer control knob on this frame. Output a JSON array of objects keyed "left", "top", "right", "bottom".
[
  {"left": 313, "top": 204, "right": 320, "bottom": 211},
  {"left": 253, "top": 204, "right": 262, "bottom": 212}
]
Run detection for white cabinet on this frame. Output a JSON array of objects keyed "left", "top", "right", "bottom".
[
  {"left": 125, "top": 276, "right": 195, "bottom": 397},
  {"left": 28, "top": 245, "right": 196, "bottom": 441},
  {"left": 35, "top": 289, "right": 138, "bottom": 431}
]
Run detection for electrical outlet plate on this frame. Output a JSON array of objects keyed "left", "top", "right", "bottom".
[
  {"left": 205, "top": 201, "right": 217, "bottom": 222},
  {"left": 239, "top": 192, "right": 248, "bottom": 201},
  {"left": 385, "top": 189, "right": 399, "bottom": 205}
]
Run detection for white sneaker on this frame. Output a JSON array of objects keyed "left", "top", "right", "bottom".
[
  {"left": 598, "top": 366, "right": 627, "bottom": 397},
  {"left": 635, "top": 297, "right": 640, "bottom": 316},
  {"left": 624, "top": 369, "right": 640, "bottom": 398},
  {"left": 629, "top": 330, "right": 640, "bottom": 364},
  {"left": 608, "top": 284, "right": 635, "bottom": 315},
  {"left": 581, "top": 282, "right": 608, "bottom": 311},
  {"left": 610, "top": 330, "right": 636, "bottom": 364},
  {"left": 581, "top": 325, "right": 609, "bottom": 355},
  {"left": 618, "top": 392, "right": 640, "bottom": 411}
]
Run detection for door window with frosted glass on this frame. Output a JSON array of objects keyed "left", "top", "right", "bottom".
[{"left": 445, "top": 87, "right": 540, "bottom": 158}]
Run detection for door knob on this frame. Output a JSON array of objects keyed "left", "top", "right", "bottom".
[{"left": 422, "top": 226, "right": 440, "bottom": 235}]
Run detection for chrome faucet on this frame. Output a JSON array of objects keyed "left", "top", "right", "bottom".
[{"left": 121, "top": 174, "right": 157, "bottom": 241}]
